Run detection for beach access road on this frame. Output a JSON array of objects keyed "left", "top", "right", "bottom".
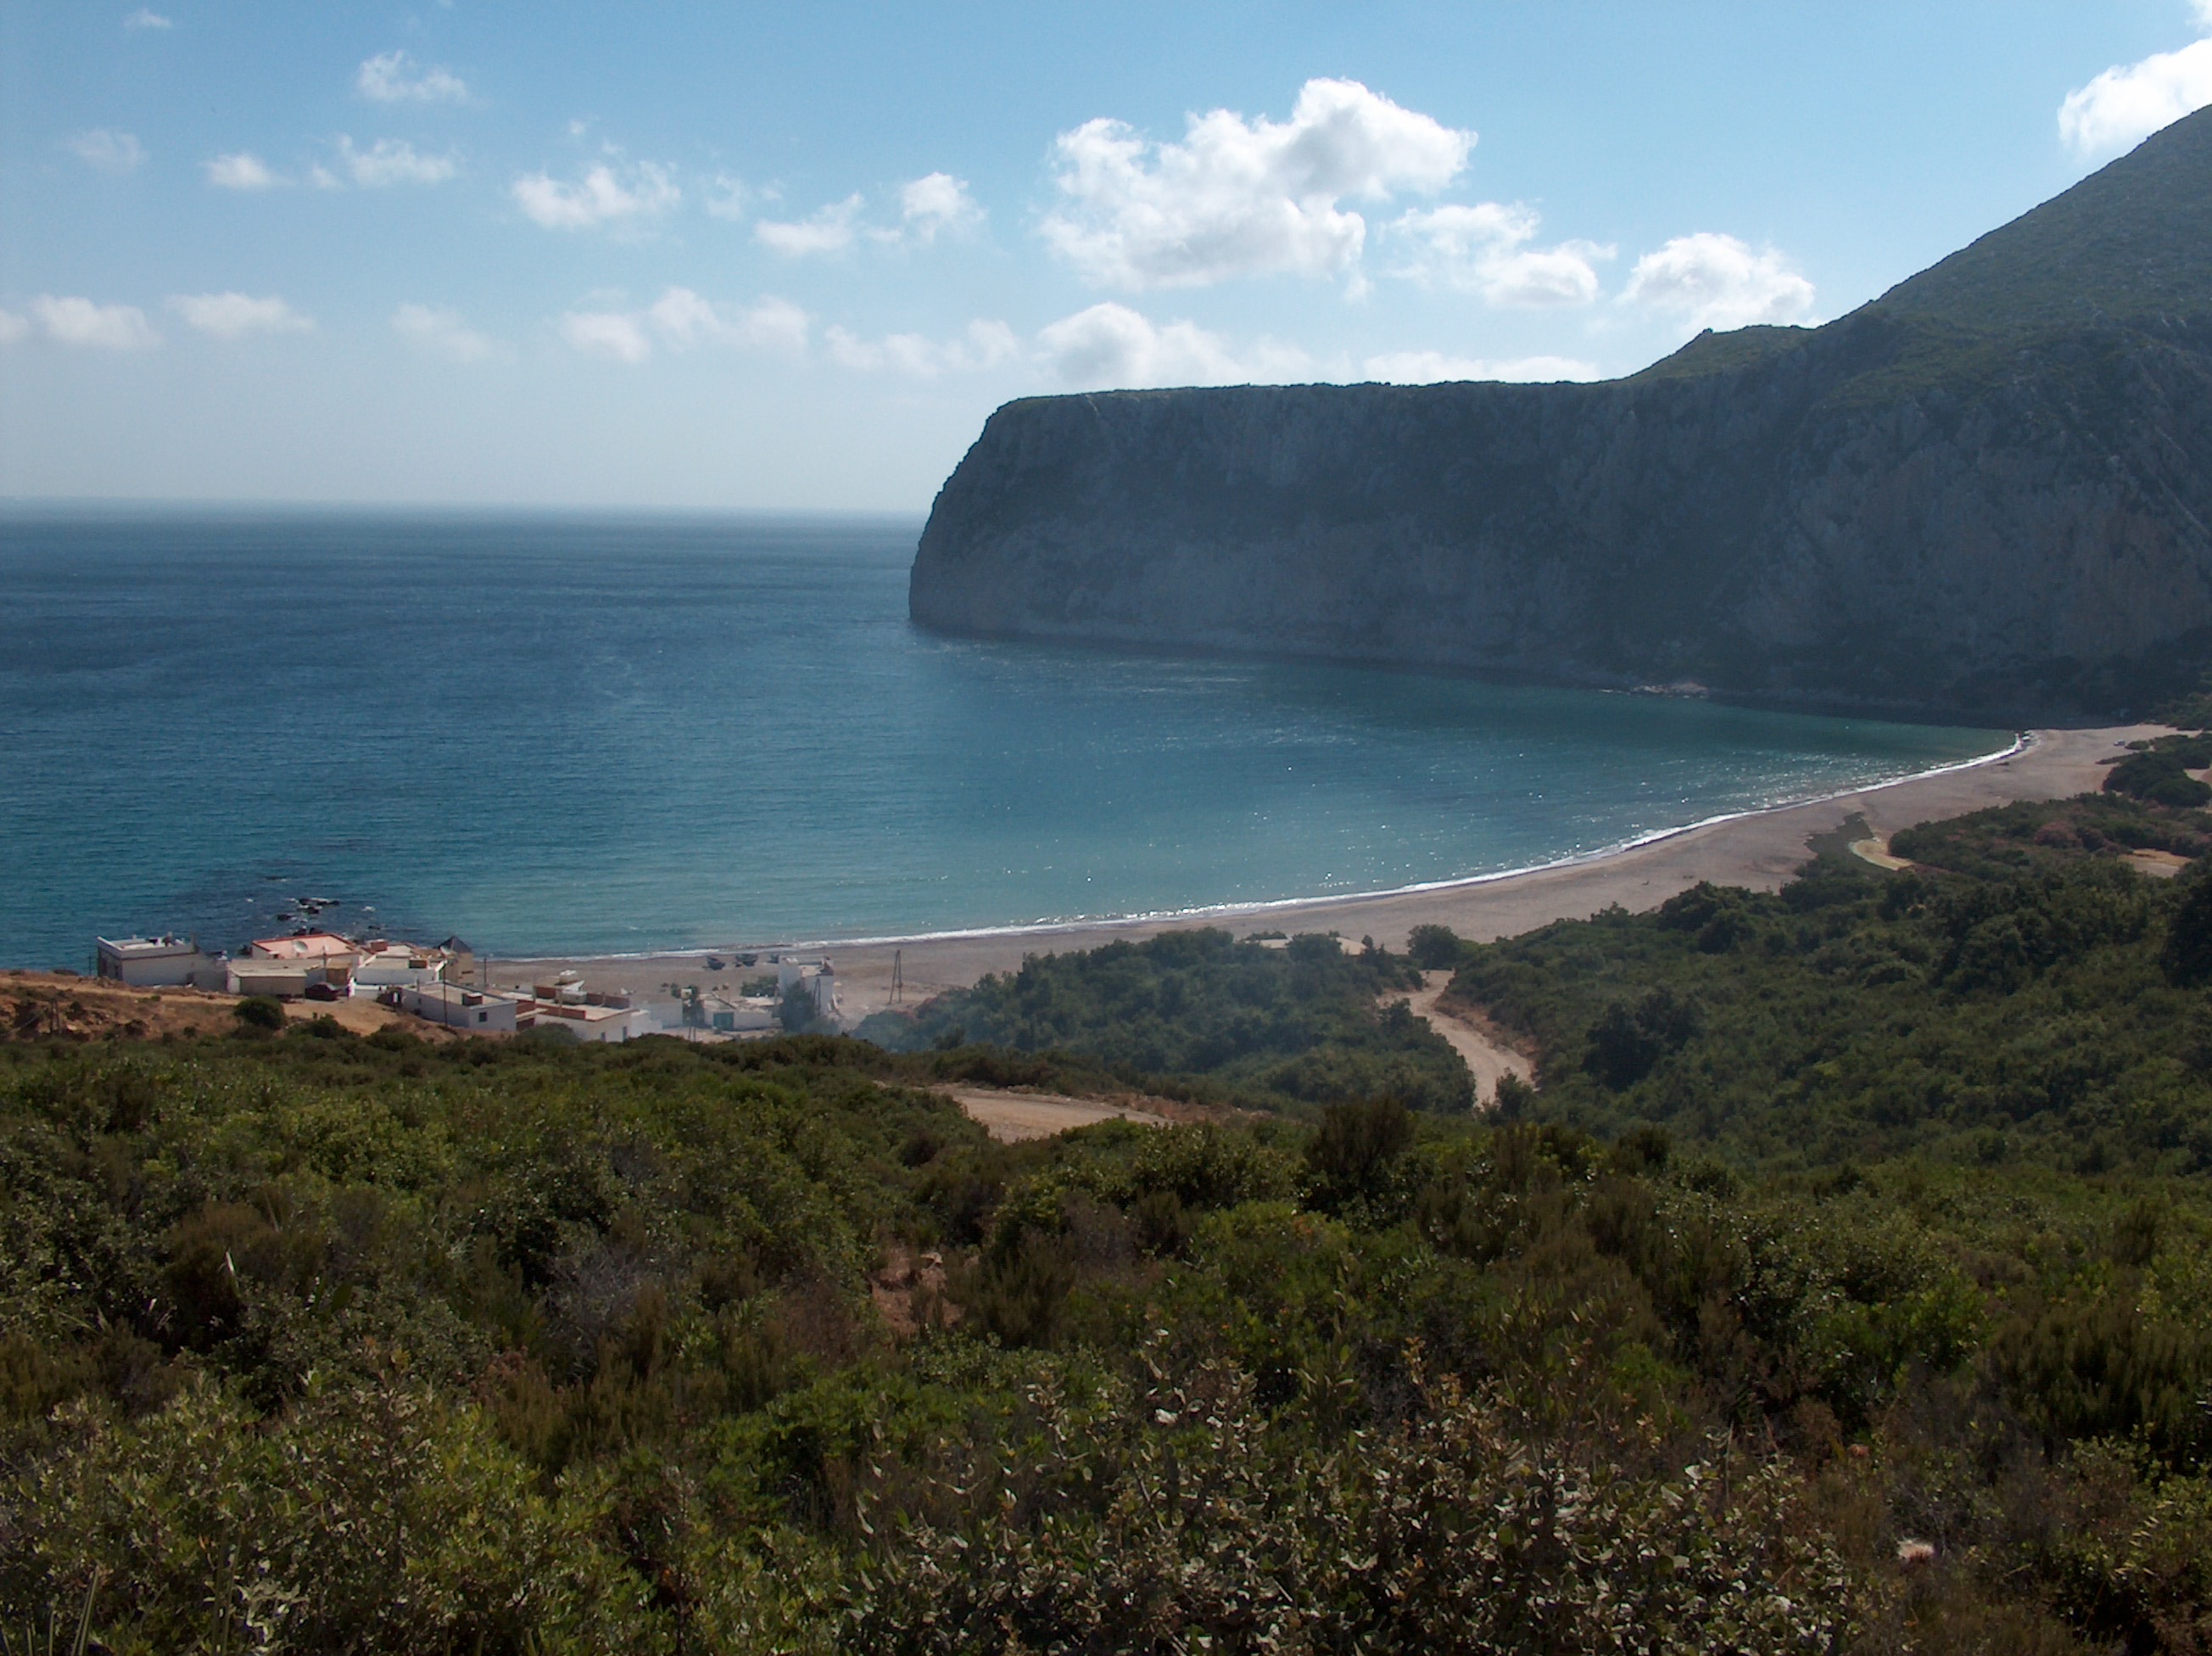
[
  {"left": 505, "top": 724, "right": 2165, "bottom": 1031},
  {"left": 1396, "top": 971, "right": 1535, "bottom": 1107},
  {"left": 937, "top": 1087, "right": 1173, "bottom": 1143}
]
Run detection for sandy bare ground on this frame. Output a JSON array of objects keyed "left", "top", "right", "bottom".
[
  {"left": 504, "top": 724, "right": 2160, "bottom": 1027},
  {"left": 1394, "top": 971, "right": 1535, "bottom": 1106},
  {"left": 937, "top": 1087, "right": 1172, "bottom": 1143},
  {"left": 1, "top": 971, "right": 444, "bottom": 1042}
]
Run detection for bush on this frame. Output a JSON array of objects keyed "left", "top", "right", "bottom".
[{"left": 231, "top": 996, "right": 284, "bottom": 1031}]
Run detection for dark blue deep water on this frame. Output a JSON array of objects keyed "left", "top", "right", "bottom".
[{"left": 0, "top": 508, "right": 2010, "bottom": 965}]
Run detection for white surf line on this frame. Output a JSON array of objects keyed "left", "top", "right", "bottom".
[{"left": 498, "top": 731, "right": 2033, "bottom": 964}]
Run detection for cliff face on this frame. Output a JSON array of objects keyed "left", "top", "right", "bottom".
[{"left": 911, "top": 113, "right": 2212, "bottom": 720}]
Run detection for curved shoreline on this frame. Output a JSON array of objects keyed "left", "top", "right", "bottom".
[
  {"left": 507, "top": 731, "right": 2031, "bottom": 965},
  {"left": 496, "top": 724, "right": 2153, "bottom": 1027}
]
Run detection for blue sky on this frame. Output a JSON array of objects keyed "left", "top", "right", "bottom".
[{"left": 4, "top": 1, "right": 2210, "bottom": 508}]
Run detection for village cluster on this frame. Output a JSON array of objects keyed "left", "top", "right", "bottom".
[{"left": 91, "top": 931, "right": 843, "bottom": 1041}]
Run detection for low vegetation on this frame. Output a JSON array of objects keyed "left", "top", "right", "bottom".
[
  {"left": 6, "top": 792, "right": 2212, "bottom": 1650},
  {"left": 857, "top": 927, "right": 1471, "bottom": 1112}
]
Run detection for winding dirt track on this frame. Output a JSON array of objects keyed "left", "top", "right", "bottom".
[{"left": 1397, "top": 971, "right": 1534, "bottom": 1107}]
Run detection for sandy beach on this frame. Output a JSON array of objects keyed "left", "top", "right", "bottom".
[{"left": 495, "top": 724, "right": 2163, "bottom": 1029}]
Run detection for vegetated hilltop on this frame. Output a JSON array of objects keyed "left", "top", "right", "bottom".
[
  {"left": 8, "top": 1001, "right": 2212, "bottom": 1648},
  {"left": 912, "top": 109, "right": 2212, "bottom": 720}
]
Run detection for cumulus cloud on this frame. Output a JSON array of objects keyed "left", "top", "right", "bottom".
[
  {"left": 68, "top": 129, "right": 144, "bottom": 175},
  {"left": 896, "top": 172, "right": 983, "bottom": 243},
  {"left": 1042, "top": 77, "right": 1472, "bottom": 290},
  {"left": 2058, "top": 34, "right": 2212, "bottom": 155},
  {"left": 31, "top": 295, "right": 160, "bottom": 350},
  {"left": 123, "top": 8, "right": 171, "bottom": 30},
  {"left": 561, "top": 310, "right": 652, "bottom": 362},
  {"left": 167, "top": 292, "right": 313, "bottom": 338},
  {"left": 826, "top": 318, "right": 1019, "bottom": 377},
  {"left": 645, "top": 288, "right": 809, "bottom": 354},
  {"left": 1622, "top": 232, "right": 1815, "bottom": 332},
  {"left": 357, "top": 50, "right": 469, "bottom": 104},
  {"left": 1361, "top": 350, "right": 1600, "bottom": 383},
  {"left": 513, "top": 161, "right": 679, "bottom": 229},
  {"left": 338, "top": 136, "right": 458, "bottom": 187},
  {"left": 757, "top": 176, "right": 983, "bottom": 254},
  {"left": 755, "top": 193, "right": 865, "bottom": 255},
  {"left": 561, "top": 288, "right": 810, "bottom": 362},
  {"left": 393, "top": 303, "right": 499, "bottom": 362},
  {"left": 1389, "top": 202, "right": 1612, "bottom": 306},
  {"left": 704, "top": 174, "right": 752, "bottom": 221},
  {"left": 0, "top": 309, "right": 30, "bottom": 345},
  {"left": 1036, "top": 302, "right": 1311, "bottom": 388},
  {"left": 205, "top": 152, "right": 280, "bottom": 190}
]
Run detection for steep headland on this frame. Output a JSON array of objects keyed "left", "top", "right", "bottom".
[{"left": 911, "top": 110, "right": 2212, "bottom": 720}]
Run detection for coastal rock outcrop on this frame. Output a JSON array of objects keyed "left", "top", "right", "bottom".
[{"left": 912, "top": 109, "right": 2212, "bottom": 720}]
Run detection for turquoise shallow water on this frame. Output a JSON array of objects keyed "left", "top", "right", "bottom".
[{"left": 0, "top": 508, "right": 2010, "bottom": 965}]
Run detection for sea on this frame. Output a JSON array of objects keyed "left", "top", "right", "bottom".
[{"left": 0, "top": 507, "right": 2013, "bottom": 969}]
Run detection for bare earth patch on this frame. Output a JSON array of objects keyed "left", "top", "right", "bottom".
[
  {"left": 2, "top": 971, "right": 446, "bottom": 1043},
  {"left": 2126, "top": 848, "right": 2192, "bottom": 879},
  {"left": 936, "top": 1086, "right": 1176, "bottom": 1143},
  {"left": 1393, "top": 971, "right": 1537, "bottom": 1109}
]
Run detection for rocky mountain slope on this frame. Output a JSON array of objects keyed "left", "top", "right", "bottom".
[{"left": 909, "top": 109, "right": 2212, "bottom": 720}]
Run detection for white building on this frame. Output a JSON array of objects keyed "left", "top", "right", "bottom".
[
  {"left": 353, "top": 943, "right": 450, "bottom": 991},
  {"left": 95, "top": 935, "right": 227, "bottom": 989},
  {"left": 520, "top": 999, "right": 653, "bottom": 1043},
  {"left": 248, "top": 932, "right": 360, "bottom": 975},
  {"left": 396, "top": 982, "right": 520, "bottom": 1033},
  {"left": 776, "top": 957, "right": 841, "bottom": 1021},
  {"left": 227, "top": 959, "right": 317, "bottom": 999}
]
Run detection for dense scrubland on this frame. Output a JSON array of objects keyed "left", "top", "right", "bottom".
[{"left": 8, "top": 781, "right": 2212, "bottom": 1650}]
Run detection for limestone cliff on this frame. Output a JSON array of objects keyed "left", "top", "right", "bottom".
[{"left": 911, "top": 109, "right": 2212, "bottom": 720}]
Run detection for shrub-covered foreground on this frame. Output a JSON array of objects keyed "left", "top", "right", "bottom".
[{"left": 4, "top": 1014, "right": 2212, "bottom": 1650}]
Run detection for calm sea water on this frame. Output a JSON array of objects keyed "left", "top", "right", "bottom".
[{"left": 0, "top": 508, "right": 2009, "bottom": 966}]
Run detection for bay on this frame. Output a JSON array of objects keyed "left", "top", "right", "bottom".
[{"left": 0, "top": 507, "right": 2008, "bottom": 966}]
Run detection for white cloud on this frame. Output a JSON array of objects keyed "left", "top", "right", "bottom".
[
  {"left": 393, "top": 303, "right": 498, "bottom": 362},
  {"left": 1361, "top": 350, "right": 1600, "bottom": 383},
  {"left": 561, "top": 310, "right": 652, "bottom": 362},
  {"left": 1622, "top": 232, "right": 1815, "bottom": 332},
  {"left": 2058, "top": 35, "right": 2212, "bottom": 155},
  {"left": 68, "top": 128, "right": 144, "bottom": 175},
  {"left": 1389, "top": 202, "right": 1612, "bottom": 306},
  {"left": 1042, "top": 77, "right": 1472, "bottom": 290},
  {"left": 0, "top": 309, "right": 29, "bottom": 345},
  {"left": 560, "top": 288, "right": 811, "bottom": 363},
  {"left": 337, "top": 136, "right": 458, "bottom": 187},
  {"left": 31, "top": 295, "right": 160, "bottom": 350},
  {"left": 356, "top": 50, "right": 469, "bottom": 105},
  {"left": 1036, "top": 302, "right": 1311, "bottom": 389},
  {"left": 755, "top": 193, "right": 865, "bottom": 255},
  {"left": 896, "top": 172, "right": 983, "bottom": 243},
  {"left": 205, "top": 152, "right": 280, "bottom": 191},
  {"left": 826, "top": 318, "right": 1019, "bottom": 377},
  {"left": 512, "top": 161, "right": 679, "bottom": 230},
  {"left": 757, "top": 176, "right": 982, "bottom": 254},
  {"left": 645, "top": 288, "right": 810, "bottom": 354},
  {"left": 122, "top": 8, "right": 171, "bottom": 30},
  {"left": 704, "top": 174, "right": 752, "bottom": 221},
  {"left": 166, "top": 292, "right": 313, "bottom": 338}
]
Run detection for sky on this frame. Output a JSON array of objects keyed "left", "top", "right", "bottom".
[{"left": 4, "top": 1, "right": 2212, "bottom": 510}]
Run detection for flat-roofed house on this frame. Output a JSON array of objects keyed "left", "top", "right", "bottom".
[
  {"left": 248, "top": 932, "right": 360, "bottom": 978},
  {"left": 95, "top": 935, "right": 226, "bottom": 989},
  {"left": 396, "top": 982, "right": 519, "bottom": 1032},
  {"left": 227, "top": 959, "right": 316, "bottom": 999},
  {"left": 352, "top": 943, "right": 450, "bottom": 991}
]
